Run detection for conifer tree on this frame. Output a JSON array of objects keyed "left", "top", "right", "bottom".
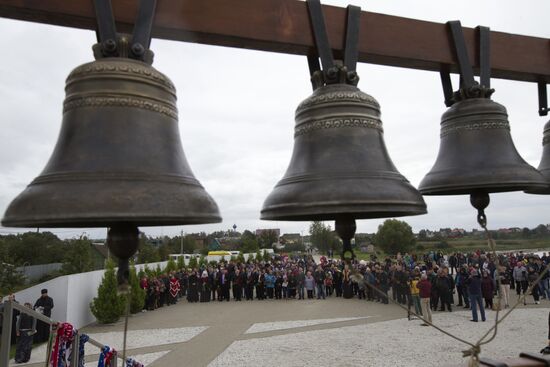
[
  {"left": 188, "top": 256, "right": 198, "bottom": 269},
  {"left": 177, "top": 255, "right": 185, "bottom": 270},
  {"left": 165, "top": 258, "right": 177, "bottom": 273},
  {"left": 199, "top": 255, "right": 207, "bottom": 268},
  {"left": 263, "top": 250, "right": 271, "bottom": 262},
  {"left": 128, "top": 262, "right": 146, "bottom": 314},
  {"left": 90, "top": 258, "right": 125, "bottom": 323}
]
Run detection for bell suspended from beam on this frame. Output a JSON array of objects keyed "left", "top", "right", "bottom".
[
  {"left": 262, "top": 1, "right": 426, "bottom": 261},
  {"left": 419, "top": 23, "right": 546, "bottom": 197},
  {"left": 525, "top": 120, "right": 550, "bottom": 194},
  {"left": 419, "top": 94, "right": 547, "bottom": 195},
  {"left": 261, "top": 80, "right": 427, "bottom": 221},
  {"left": 1, "top": 6, "right": 221, "bottom": 229}
]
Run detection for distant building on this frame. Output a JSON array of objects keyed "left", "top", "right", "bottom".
[
  {"left": 255, "top": 228, "right": 281, "bottom": 237},
  {"left": 90, "top": 242, "right": 109, "bottom": 268},
  {"left": 449, "top": 228, "right": 465, "bottom": 238},
  {"left": 280, "top": 233, "right": 301, "bottom": 244}
]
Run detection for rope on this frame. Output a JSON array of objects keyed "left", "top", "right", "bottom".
[
  {"left": 121, "top": 286, "right": 132, "bottom": 364},
  {"left": 353, "top": 274, "right": 476, "bottom": 348}
]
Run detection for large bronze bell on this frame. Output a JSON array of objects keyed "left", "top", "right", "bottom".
[
  {"left": 261, "top": 82, "right": 427, "bottom": 221},
  {"left": 421, "top": 21, "right": 546, "bottom": 196},
  {"left": 526, "top": 121, "right": 550, "bottom": 194},
  {"left": 419, "top": 95, "right": 547, "bottom": 195},
  {"left": 1, "top": 56, "right": 221, "bottom": 227}
]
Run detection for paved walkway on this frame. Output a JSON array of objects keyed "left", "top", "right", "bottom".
[{"left": 103, "top": 297, "right": 402, "bottom": 366}]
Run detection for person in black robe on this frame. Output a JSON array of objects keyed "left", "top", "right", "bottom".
[
  {"left": 15, "top": 303, "right": 37, "bottom": 363},
  {"left": 218, "top": 269, "right": 231, "bottom": 301},
  {"left": 34, "top": 289, "right": 53, "bottom": 343},
  {"left": 255, "top": 269, "right": 265, "bottom": 300},
  {"left": 209, "top": 268, "right": 218, "bottom": 301},
  {"left": 333, "top": 268, "right": 343, "bottom": 297},
  {"left": 187, "top": 269, "right": 199, "bottom": 303},
  {"left": 245, "top": 269, "right": 255, "bottom": 300}
]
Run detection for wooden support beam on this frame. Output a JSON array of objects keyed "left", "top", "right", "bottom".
[{"left": 0, "top": 0, "right": 548, "bottom": 83}]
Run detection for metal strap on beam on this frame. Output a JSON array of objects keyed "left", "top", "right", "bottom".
[
  {"left": 448, "top": 20, "right": 476, "bottom": 90},
  {"left": 539, "top": 82, "right": 549, "bottom": 116},
  {"left": 440, "top": 71, "right": 454, "bottom": 107},
  {"left": 344, "top": 5, "right": 361, "bottom": 73},
  {"left": 478, "top": 25, "right": 491, "bottom": 88},
  {"left": 306, "top": 0, "right": 334, "bottom": 72}
]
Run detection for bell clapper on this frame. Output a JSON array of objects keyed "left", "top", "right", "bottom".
[
  {"left": 335, "top": 218, "right": 357, "bottom": 264},
  {"left": 469, "top": 192, "right": 490, "bottom": 229},
  {"left": 106, "top": 224, "right": 139, "bottom": 363}
]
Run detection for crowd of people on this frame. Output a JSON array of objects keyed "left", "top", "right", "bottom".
[
  {"left": 3, "top": 249, "right": 548, "bottom": 364},
  {"left": 137, "top": 250, "right": 550, "bottom": 325}
]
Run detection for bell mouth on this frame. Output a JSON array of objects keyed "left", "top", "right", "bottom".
[
  {"left": 261, "top": 203, "right": 427, "bottom": 222},
  {"left": 2, "top": 174, "right": 221, "bottom": 228},
  {"left": 524, "top": 169, "right": 550, "bottom": 195},
  {"left": 261, "top": 173, "right": 427, "bottom": 221}
]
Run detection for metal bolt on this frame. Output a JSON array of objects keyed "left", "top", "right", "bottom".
[
  {"left": 132, "top": 43, "right": 145, "bottom": 57},
  {"left": 103, "top": 39, "right": 117, "bottom": 53}
]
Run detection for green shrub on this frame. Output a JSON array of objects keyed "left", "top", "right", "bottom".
[
  {"left": 90, "top": 259, "right": 125, "bottom": 324},
  {"left": 128, "top": 263, "right": 146, "bottom": 314}
]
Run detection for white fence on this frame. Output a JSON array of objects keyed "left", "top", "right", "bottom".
[
  {"left": 6, "top": 261, "right": 168, "bottom": 329},
  {"left": 16, "top": 262, "right": 63, "bottom": 283}
]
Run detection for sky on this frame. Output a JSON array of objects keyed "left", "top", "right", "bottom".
[{"left": 1, "top": 0, "right": 550, "bottom": 240}]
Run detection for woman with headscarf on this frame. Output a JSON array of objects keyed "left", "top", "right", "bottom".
[{"left": 342, "top": 264, "right": 353, "bottom": 299}]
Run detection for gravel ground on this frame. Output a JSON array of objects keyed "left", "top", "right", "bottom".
[
  {"left": 245, "top": 317, "right": 371, "bottom": 334},
  {"left": 209, "top": 308, "right": 548, "bottom": 367}
]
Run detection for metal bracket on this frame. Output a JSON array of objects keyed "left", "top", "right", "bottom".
[
  {"left": 519, "top": 352, "right": 550, "bottom": 366},
  {"left": 441, "top": 21, "right": 494, "bottom": 106},
  {"left": 306, "top": 0, "right": 361, "bottom": 89},
  {"left": 479, "top": 357, "right": 509, "bottom": 367},
  {"left": 539, "top": 82, "right": 549, "bottom": 116},
  {"left": 94, "top": 0, "right": 118, "bottom": 57},
  {"left": 93, "top": 0, "right": 157, "bottom": 62}
]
